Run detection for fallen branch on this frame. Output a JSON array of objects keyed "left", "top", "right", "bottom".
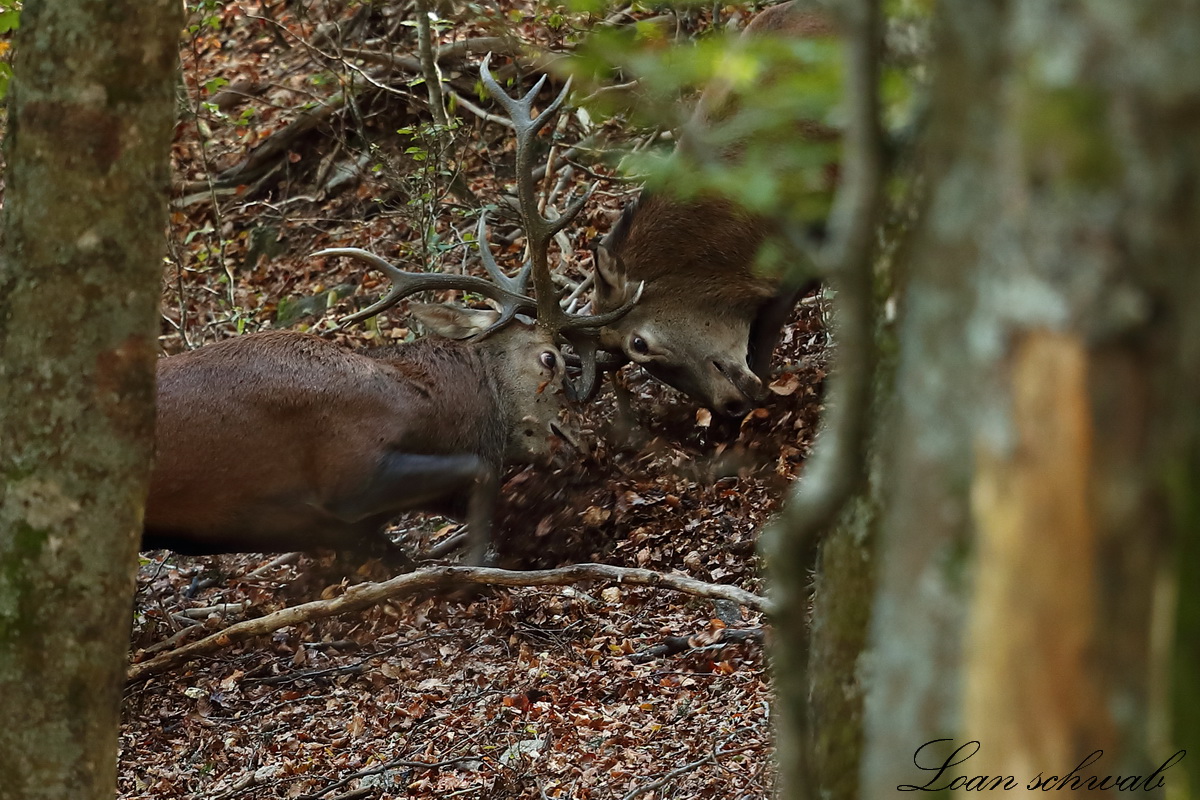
[
  {"left": 127, "top": 563, "right": 768, "bottom": 682},
  {"left": 245, "top": 551, "right": 301, "bottom": 580},
  {"left": 315, "top": 790, "right": 371, "bottom": 800},
  {"left": 335, "top": 36, "right": 528, "bottom": 72},
  {"left": 577, "top": 80, "right": 641, "bottom": 109},
  {"left": 628, "top": 626, "right": 764, "bottom": 664},
  {"left": 212, "top": 86, "right": 353, "bottom": 186},
  {"left": 246, "top": 633, "right": 452, "bottom": 686},
  {"left": 420, "top": 529, "right": 470, "bottom": 559},
  {"left": 199, "top": 35, "right": 578, "bottom": 195},
  {"left": 176, "top": 601, "right": 251, "bottom": 620},
  {"left": 205, "top": 772, "right": 257, "bottom": 800},
  {"left": 300, "top": 755, "right": 482, "bottom": 799},
  {"left": 138, "top": 617, "right": 202, "bottom": 658},
  {"left": 448, "top": 88, "right": 515, "bottom": 129}
]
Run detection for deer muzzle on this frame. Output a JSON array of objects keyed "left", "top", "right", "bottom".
[
  {"left": 549, "top": 420, "right": 585, "bottom": 455},
  {"left": 709, "top": 359, "right": 766, "bottom": 417}
]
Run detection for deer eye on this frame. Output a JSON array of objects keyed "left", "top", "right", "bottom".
[
  {"left": 539, "top": 351, "right": 557, "bottom": 370},
  {"left": 631, "top": 335, "right": 650, "bottom": 355}
]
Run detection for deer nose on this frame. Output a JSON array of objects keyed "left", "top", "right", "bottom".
[
  {"left": 719, "top": 395, "right": 752, "bottom": 418},
  {"left": 711, "top": 360, "right": 763, "bottom": 416}
]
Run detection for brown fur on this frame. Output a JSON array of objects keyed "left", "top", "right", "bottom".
[
  {"left": 742, "top": 2, "right": 833, "bottom": 38},
  {"left": 144, "top": 319, "right": 569, "bottom": 555},
  {"left": 594, "top": 1, "right": 833, "bottom": 416},
  {"left": 692, "top": 3, "right": 838, "bottom": 131},
  {"left": 606, "top": 194, "right": 776, "bottom": 308}
]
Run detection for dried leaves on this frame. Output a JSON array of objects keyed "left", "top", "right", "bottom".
[{"left": 125, "top": 2, "right": 829, "bottom": 798}]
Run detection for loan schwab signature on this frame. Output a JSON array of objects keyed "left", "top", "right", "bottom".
[{"left": 898, "top": 740, "right": 1187, "bottom": 792}]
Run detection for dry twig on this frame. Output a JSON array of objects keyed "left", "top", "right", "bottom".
[
  {"left": 628, "top": 626, "right": 764, "bottom": 663},
  {"left": 128, "top": 563, "right": 768, "bottom": 682},
  {"left": 300, "top": 755, "right": 483, "bottom": 799},
  {"left": 619, "top": 737, "right": 755, "bottom": 800}
]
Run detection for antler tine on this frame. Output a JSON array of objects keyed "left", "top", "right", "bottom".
[
  {"left": 479, "top": 55, "right": 644, "bottom": 398},
  {"left": 559, "top": 281, "right": 644, "bottom": 330},
  {"left": 311, "top": 247, "right": 536, "bottom": 327},
  {"left": 547, "top": 183, "right": 597, "bottom": 239},
  {"left": 473, "top": 210, "right": 533, "bottom": 338},
  {"left": 565, "top": 336, "right": 601, "bottom": 403},
  {"left": 479, "top": 55, "right": 567, "bottom": 246},
  {"left": 475, "top": 211, "right": 532, "bottom": 297},
  {"left": 529, "top": 78, "right": 573, "bottom": 134},
  {"left": 479, "top": 57, "right": 570, "bottom": 142},
  {"left": 557, "top": 282, "right": 644, "bottom": 402},
  {"left": 479, "top": 55, "right": 577, "bottom": 325}
]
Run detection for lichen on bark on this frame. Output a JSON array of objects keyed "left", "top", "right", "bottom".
[
  {"left": 860, "top": 0, "right": 1200, "bottom": 794},
  {"left": 0, "top": 2, "right": 182, "bottom": 799}
]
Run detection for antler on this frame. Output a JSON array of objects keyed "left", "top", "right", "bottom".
[
  {"left": 311, "top": 245, "right": 537, "bottom": 335},
  {"left": 312, "top": 58, "right": 639, "bottom": 401},
  {"left": 479, "top": 54, "right": 641, "bottom": 401}
]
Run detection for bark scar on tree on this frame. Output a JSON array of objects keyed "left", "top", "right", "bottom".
[
  {"left": 94, "top": 335, "right": 156, "bottom": 436},
  {"left": 966, "top": 329, "right": 1113, "bottom": 775},
  {"left": 23, "top": 101, "right": 125, "bottom": 172}
]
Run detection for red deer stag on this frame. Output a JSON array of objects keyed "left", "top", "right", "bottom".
[
  {"left": 593, "top": 1, "right": 836, "bottom": 417},
  {"left": 143, "top": 60, "right": 636, "bottom": 564}
]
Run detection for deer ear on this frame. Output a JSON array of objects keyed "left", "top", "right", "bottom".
[
  {"left": 410, "top": 303, "right": 501, "bottom": 340},
  {"left": 593, "top": 243, "right": 631, "bottom": 306}
]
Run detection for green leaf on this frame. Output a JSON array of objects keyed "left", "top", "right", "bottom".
[
  {"left": 0, "top": 9, "right": 20, "bottom": 34},
  {"left": 565, "top": 0, "right": 606, "bottom": 13}
]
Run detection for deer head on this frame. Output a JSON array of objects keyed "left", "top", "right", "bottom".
[
  {"left": 589, "top": 1, "right": 834, "bottom": 417},
  {"left": 593, "top": 193, "right": 780, "bottom": 417},
  {"left": 407, "top": 302, "right": 579, "bottom": 464}
]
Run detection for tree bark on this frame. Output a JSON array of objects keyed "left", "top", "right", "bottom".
[
  {"left": 807, "top": 494, "right": 879, "bottom": 798},
  {"left": 0, "top": 2, "right": 181, "bottom": 799},
  {"left": 860, "top": 0, "right": 1200, "bottom": 795}
]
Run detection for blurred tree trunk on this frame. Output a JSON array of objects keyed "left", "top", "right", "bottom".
[
  {"left": 0, "top": 1, "right": 181, "bottom": 799},
  {"left": 852, "top": 0, "right": 1200, "bottom": 796},
  {"left": 771, "top": 1, "right": 1200, "bottom": 798}
]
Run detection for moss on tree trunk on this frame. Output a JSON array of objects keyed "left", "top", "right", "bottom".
[
  {"left": 858, "top": 0, "right": 1200, "bottom": 794},
  {"left": 776, "top": 1, "right": 1200, "bottom": 796}
]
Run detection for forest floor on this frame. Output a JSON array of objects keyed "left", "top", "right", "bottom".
[{"left": 120, "top": 3, "right": 826, "bottom": 798}]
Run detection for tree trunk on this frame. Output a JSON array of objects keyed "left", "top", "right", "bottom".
[
  {"left": 0, "top": 2, "right": 181, "bottom": 799},
  {"left": 807, "top": 495, "right": 879, "bottom": 797},
  {"left": 857, "top": 0, "right": 1200, "bottom": 796}
]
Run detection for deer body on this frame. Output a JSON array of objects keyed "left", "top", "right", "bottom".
[
  {"left": 143, "top": 59, "right": 636, "bottom": 561},
  {"left": 143, "top": 310, "right": 569, "bottom": 556},
  {"left": 595, "top": 1, "right": 834, "bottom": 417}
]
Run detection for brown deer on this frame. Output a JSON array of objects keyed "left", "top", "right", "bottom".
[
  {"left": 593, "top": 1, "right": 836, "bottom": 418},
  {"left": 143, "top": 60, "right": 637, "bottom": 563}
]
